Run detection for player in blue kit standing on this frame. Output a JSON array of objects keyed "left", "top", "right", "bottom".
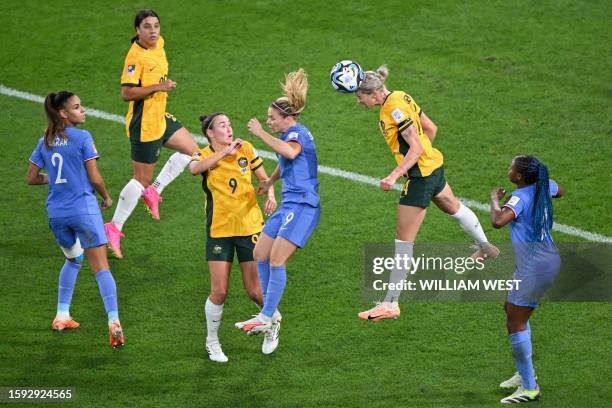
[
  {"left": 235, "top": 69, "right": 320, "bottom": 348},
  {"left": 26, "top": 91, "right": 125, "bottom": 348},
  {"left": 489, "top": 155, "right": 565, "bottom": 403}
]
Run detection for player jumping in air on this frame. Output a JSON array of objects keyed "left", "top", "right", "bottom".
[
  {"left": 235, "top": 69, "right": 321, "bottom": 345},
  {"left": 105, "top": 9, "right": 199, "bottom": 258},
  {"left": 355, "top": 65, "right": 499, "bottom": 321}
]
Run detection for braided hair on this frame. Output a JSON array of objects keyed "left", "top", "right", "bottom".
[{"left": 513, "top": 155, "right": 554, "bottom": 243}]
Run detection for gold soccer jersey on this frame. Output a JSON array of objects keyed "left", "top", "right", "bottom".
[
  {"left": 379, "top": 91, "right": 443, "bottom": 178},
  {"left": 120, "top": 37, "right": 169, "bottom": 142},
  {"left": 192, "top": 141, "right": 265, "bottom": 238}
]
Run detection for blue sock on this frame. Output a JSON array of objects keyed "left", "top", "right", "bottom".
[
  {"left": 262, "top": 266, "right": 286, "bottom": 318},
  {"left": 95, "top": 270, "right": 119, "bottom": 324},
  {"left": 57, "top": 260, "right": 81, "bottom": 317},
  {"left": 257, "top": 260, "right": 270, "bottom": 303},
  {"left": 510, "top": 328, "right": 537, "bottom": 390}
]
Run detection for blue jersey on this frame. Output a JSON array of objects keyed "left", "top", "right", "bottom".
[
  {"left": 29, "top": 127, "right": 101, "bottom": 218},
  {"left": 504, "top": 179, "right": 559, "bottom": 261},
  {"left": 279, "top": 123, "right": 320, "bottom": 207}
]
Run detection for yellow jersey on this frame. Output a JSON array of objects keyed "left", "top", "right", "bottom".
[
  {"left": 192, "top": 141, "right": 265, "bottom": 238},
  {"left": 120, "top": 36, "right": 169, "bottom": 142},
  {"left": 379, "top": 91, "right": 443, "bottom": 178}
]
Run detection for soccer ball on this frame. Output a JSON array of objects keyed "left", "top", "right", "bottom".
[{"left": 330, "top": 60, "right": 364, "bottom": 93}]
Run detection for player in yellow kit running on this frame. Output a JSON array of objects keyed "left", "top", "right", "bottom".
[
  {"left": 355, "top": 65, "right": 499, "bottom": 321},
  {"left": 189, "top": 113, "right": 280, "bottom": 362}
]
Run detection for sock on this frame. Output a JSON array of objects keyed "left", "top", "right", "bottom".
[
  {"left": 57, "top": 260, "right": 81, "bottom": 319},
  {"left": 205, "top": 298, "right": 224, "bottom": 343},
  {"left": 510, "top": 329, "right": 537, "bottom": 390},
  {"left": 112, "top": 179, "right": 145, "bottom": 230},
  {"left": 383, "top": 240, "right": 414, "bottom": 303},
  {"left": 262, "top": 266, "right": 287, "bottom": 318},
  {"left": 450, "top": 203, "right": 488, "bottom": 244},
  {"left": 95, "top": 270, "right": 119, "bottom": 325},
  {"left": 152, "top": 152, "right": 191, "bottom": 194},
  {"left": 257, "top": 260, "right": 271, "bottom": 303}
]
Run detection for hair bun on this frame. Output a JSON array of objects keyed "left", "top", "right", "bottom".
[{"left": 199, "top": 115, "right": 207, "bottom": 122}]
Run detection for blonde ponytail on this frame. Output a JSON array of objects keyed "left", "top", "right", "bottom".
[{"left": 271, "top": 68, "right": 308, "bottom": 117}]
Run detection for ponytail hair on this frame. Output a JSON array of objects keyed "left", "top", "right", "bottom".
[
  {"left": 131, "top": 9, "right": 160, "bottom": 43},
  {"left": 199, "top": 112, "right": 224, "bottom": 143},
  {"left": 44, "top": 91, "right": 74, "bottom": 148},
  {"left": 513, "top": 155, "right": 554, "bottom": 243},
  {"left": 271, "top": 68, "right": 308, "bottom": 118},
  {"left": 358, "top": 64, "right": 389, "bottom": 94}
]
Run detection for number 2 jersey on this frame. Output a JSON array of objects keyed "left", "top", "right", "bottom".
[
  {"left": 28, "top": 127, "right": 101, "bottom": 218},
  {"left": 192, "top": 140, "right": 265, "bottom": 238},
  {"left": 379, "top": 91, "right": 443, "bottom": 178}
]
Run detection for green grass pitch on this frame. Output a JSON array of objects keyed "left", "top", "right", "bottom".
[{"left": 0, "top": 0, "right": 610, "bottom": 406}]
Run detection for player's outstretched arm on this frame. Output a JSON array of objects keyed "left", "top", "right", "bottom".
[{"left": 25, "top": 162, "right": 48, "bottom": 185}]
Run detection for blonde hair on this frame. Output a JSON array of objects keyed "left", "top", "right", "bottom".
[
  {"left": 358, "top": 64, "right": 389, "bottom": 94},
  {"left": 271, "top": 68, "right": 308, "bottom": 117}
]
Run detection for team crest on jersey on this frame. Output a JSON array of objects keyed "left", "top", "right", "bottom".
[
  {"left": 379, "top": 120, "right": 387, "bottom": 136},
  {"left": 238, "top": 157, "right": 248, "bottom": 173},
  {"left": 127, "top": 64, "right": 136, "bottom": 76},
  {"left": 213, "top": 245, "right": 223, "bottom": 254}
]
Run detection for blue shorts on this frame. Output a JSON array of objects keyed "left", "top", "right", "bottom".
[
  {"left": 262, "top": 203, "right": 320, "bottom": 248},
  {"left": 49, "top": 213, "right": 107, "bottom": 250},
  {"left": 507, "top": 248, "right": 561, "bottom": 308}
]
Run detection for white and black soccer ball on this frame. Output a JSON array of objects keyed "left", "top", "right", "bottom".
[{"left": 330, "top": 60, "right": 364, "bottom": 93}]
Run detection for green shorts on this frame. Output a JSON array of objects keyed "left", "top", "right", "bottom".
[
  {"left": 206, "top": 233, "right": 260, "bottom": 263},
  {"left": 399, "top": 166, "right": 447, "bottom": 208},
  {"left": 130, "top": 113, "right": 183, "bottom": 164}
]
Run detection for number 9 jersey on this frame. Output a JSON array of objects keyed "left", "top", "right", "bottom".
[{"left": 192, "top": 140, "right": 265, "bottom": 238}]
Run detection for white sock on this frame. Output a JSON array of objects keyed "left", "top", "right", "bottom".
[
  {"left": 152, "top": 152, "right": 191, "bottom": 194},
  {"left": 112, "top": 179, "right": 145, "bottom": 230},
  {"left": 205, "top": 298, "right": 224, "bottom": 344},
  {"left": 450, "top": 203, "right": 488, "bottom": 244},
  {"left": 384, "top": 240, "right": 414, "bottom": 303}
]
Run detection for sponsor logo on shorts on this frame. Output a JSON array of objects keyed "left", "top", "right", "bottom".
[{"left": 213, "top": 245, "right": 223, "bottom": 254}]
